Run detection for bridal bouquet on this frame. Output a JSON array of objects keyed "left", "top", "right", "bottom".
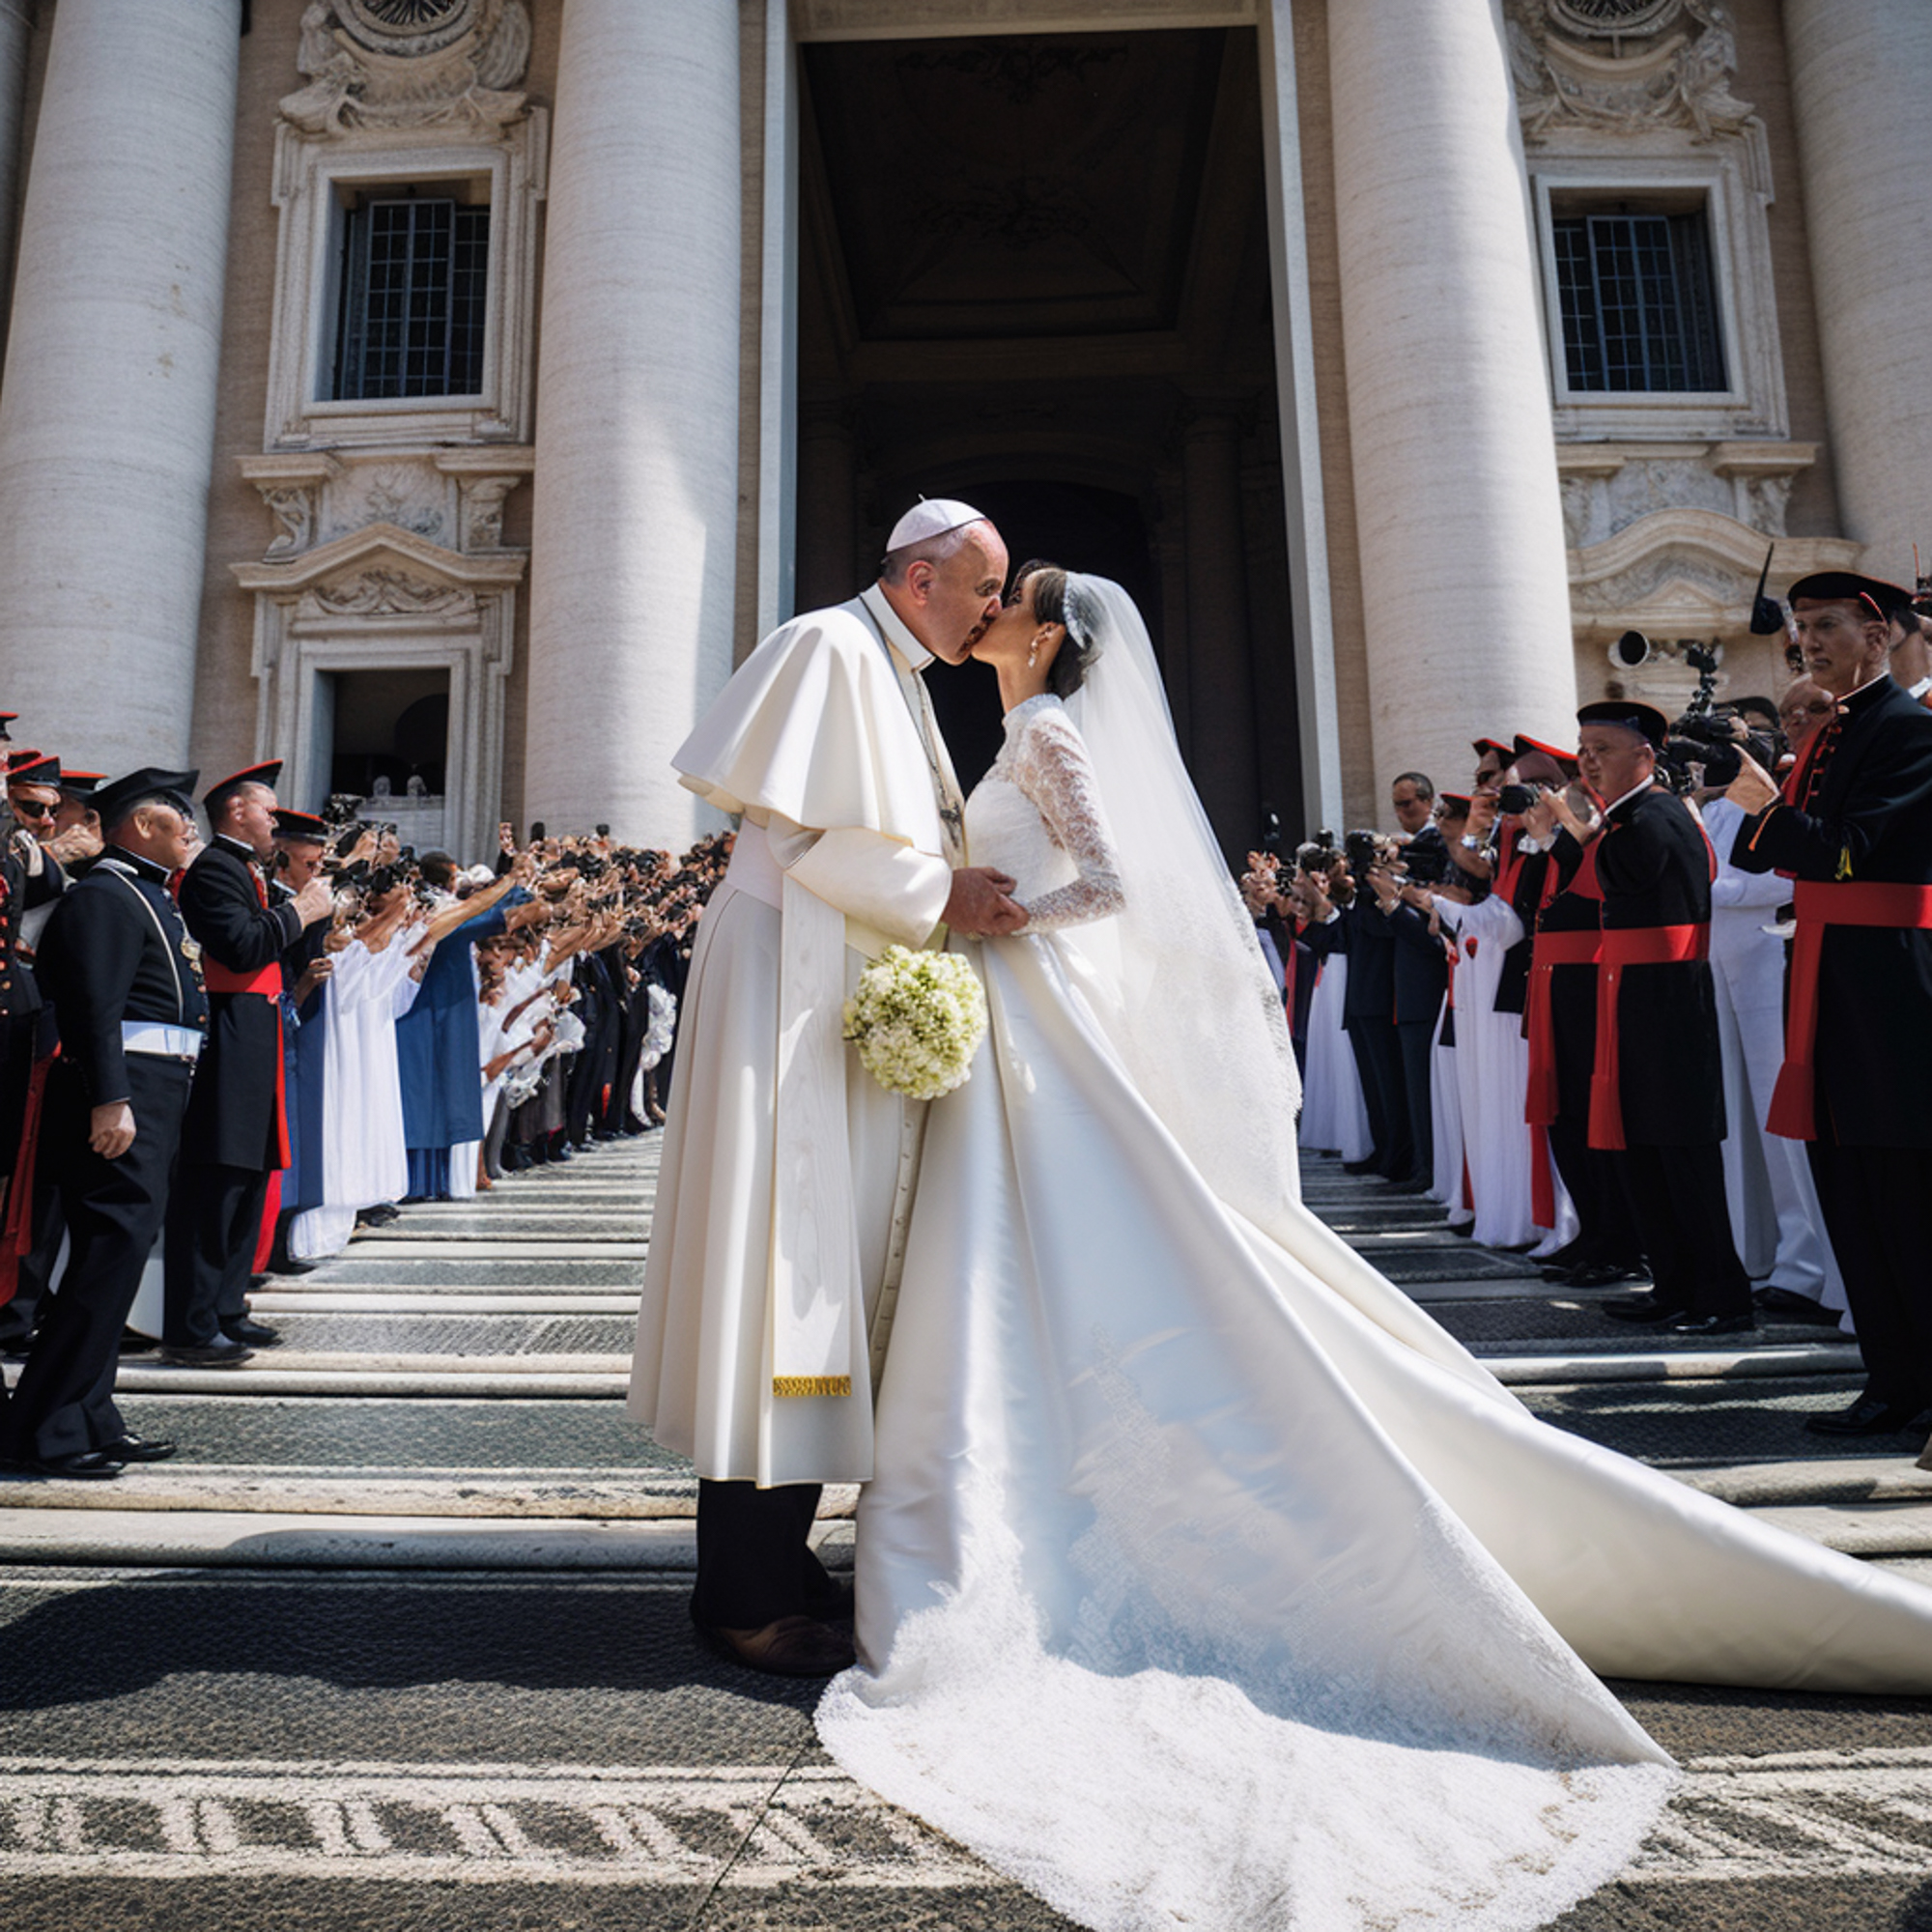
[{"left": 842, "top": 945, "right": 987, "bottom": 1100}]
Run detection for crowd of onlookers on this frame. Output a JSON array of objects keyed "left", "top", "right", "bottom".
[
  {"left": 1243, "top": 569, "right": 1932, "bottom": 1451},
  {"left": 0, "top": 734, "right": 724, "bottom": 1475}
]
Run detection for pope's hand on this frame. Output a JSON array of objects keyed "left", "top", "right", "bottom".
[
  {"left": 945, "top": 867, "right": 1028, "bottom": 936},
  {"left": 1725, "top": 749, "right": 1781, "bottom": 814}
]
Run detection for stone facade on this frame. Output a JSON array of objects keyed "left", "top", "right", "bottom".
[{"left": 0, "top": 0, "right": 1918, "bottom": 853}]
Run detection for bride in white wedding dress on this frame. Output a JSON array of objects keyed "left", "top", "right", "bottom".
[{"left": 813, "top": 569, "right": 1932, "bottom": 1932}]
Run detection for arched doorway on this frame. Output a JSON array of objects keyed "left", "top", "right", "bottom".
[{"left": 793, "top": 23, "right": 1304, "bottom": 856}]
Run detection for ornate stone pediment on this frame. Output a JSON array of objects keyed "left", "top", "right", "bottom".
[
  {"left": 231, "top": 522, "right": 526, "bottom": 620},
  {"left": 1568, "top": 507, "right": 1862, "bottom": 637},
  {"left": 281, "top": 0, "right": 531, "bottom": 134},
  {"left": 1505, "top": 0, "right": 1753, "bottom": 142}
]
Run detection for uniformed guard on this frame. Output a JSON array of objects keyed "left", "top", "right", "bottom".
[
  {"left": 1564, "top": 701, "right": 1753, "bottom": 1334},
  {"left": 1730, "top": 570, "right": 1932, "bottom": 1438},
  {"left": 160, "top": 762, "right": 332, "bottom": 1365},
  {"left": 4, "top": 770, "right": 206, "bottom": 1476}
]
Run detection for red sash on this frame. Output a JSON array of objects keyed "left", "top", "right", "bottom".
[
  {"left": 0, "top": 1046, "right": 55, "bottom": 1306},
  {"left": 1766, "top": 879, "right": 1932, "bottom": 1140},
  {"left": 1586, "top": 924, "right": 1709, "bottom": 1151}
]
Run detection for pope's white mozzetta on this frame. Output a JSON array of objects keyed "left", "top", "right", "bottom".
[{"left": 628, "top": 583, "right": 967, "bottom": 1487}]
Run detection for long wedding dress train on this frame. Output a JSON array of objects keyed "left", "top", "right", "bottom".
[{"left": 814, "top": 604, "right": 1932, "bottom": 1932}]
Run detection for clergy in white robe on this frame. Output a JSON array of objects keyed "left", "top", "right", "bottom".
[{"left": 629, "top": 584, "right": 984, "bottom": 1490}]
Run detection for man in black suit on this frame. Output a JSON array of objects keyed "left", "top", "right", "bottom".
[
  {"left": 1729, "top": 571, "right": 1932, "bottom": 1438},
  {"left": 1301, "top": 850, "right": 1408, "bottom": 1180},
  {"left": 1554, "top": 702, "right": 1752, "bottom": 1336},
  {"left": 7, "top": 771, "right": 206, "bottom": 1476},
  {"left": 161, "top": 763, "right": 331, "bottom": 1365}
]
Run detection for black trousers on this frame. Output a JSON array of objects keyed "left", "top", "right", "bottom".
[
  {"left": 1395, "top": 1019, "right": 1435, "bottom": 1183},
  {"left": 7, "top": 1056, "right": 190, "bottom": 1460},
  {"left": 693, "top": 1479, "right": 843, "bottom": 1629},
  {"left": 1347, "top": 1018, "right": 1409, "bottom": 1179},
  {"left": 163, "top": 1159, "right": 271, "bottom": 1347},
  {"left": 1807, "top": 1138, "right": 1932, "bottom": 1411},
  {"left": 1611, "top": 1140, "right": 1751, "bottom": 1319},
  {"left": 1548, "top": 980, "right": 1644, "bottom": 1268}
]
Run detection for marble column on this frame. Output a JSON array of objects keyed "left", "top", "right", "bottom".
[
  {"left": 1327, "top": 0, "right": 1577, "bottom": 791},
  {"left": 0, "top": 0, "right": 35, "bottom": 355},
  {"left": 526, "top": 0, "right": 742, "bottom": 844},
  {"left": 0, "top": 0, "right": 240, "bottom": 775},
  {"left": 1182, "top": 407, "right": 1260, "bottom": 858},
  {"left": 1785, "top": 0, "right": 1932, "bottom": 579}
]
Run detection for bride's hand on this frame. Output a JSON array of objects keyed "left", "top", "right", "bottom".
[{"left": 945, "top": 866, "right": 1029, "bottom": 936}]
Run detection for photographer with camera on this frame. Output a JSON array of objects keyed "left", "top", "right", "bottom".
[
  {"left": 1728, "top": 570, "right": 1932, "bottom": 1439},
  {"left": 1683, "top": 707, "right": 1848, "bottom": 1330},
  {"left": 1288, "top": 845, "right": 1375, "bottom": 1162},
  {"left": 1303, "top": 825, "right": 1410, "bottom": 1183}
]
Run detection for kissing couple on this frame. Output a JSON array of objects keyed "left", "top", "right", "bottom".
[{"left": 629, "top": 499, "right": 1932, "bottom": 1932}]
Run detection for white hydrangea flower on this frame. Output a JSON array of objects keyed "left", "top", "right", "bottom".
[{"left": 842, "top": 945, "right": 989, "bottom": 1099}]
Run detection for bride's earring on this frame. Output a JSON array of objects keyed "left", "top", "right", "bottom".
[{"left": 1028, "top": 635, "right": 1041, "bottom": 669}]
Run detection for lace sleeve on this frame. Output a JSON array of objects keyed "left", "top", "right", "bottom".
[{"left": 1009, "top": 706, "right": 1125, "bottom": 930}]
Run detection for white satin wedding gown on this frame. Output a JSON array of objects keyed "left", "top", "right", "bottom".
[{"left": 816, "top": 690, "right": 1932, "bottom": 1932}]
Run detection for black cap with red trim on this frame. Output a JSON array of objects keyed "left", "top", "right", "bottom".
[
  {"left": 6, "top": 750, "right": 60, "bottom": 788},
  {"left": 271, "top": 809, "right": 329, "bottom": 844},
  {"left": 1785, "top": 572, "right": 1914, "bottom": 621},
  {"left": 58, "top": 769, "right": 105, "bottom": 798},
  {"left": 1471, "top": 737, "right": 1514, "bottom": 763},
  {"left": 1511, "top": 733, "right": 1581, "bottom": 778},
  {"left": 93, "top": 768, "right": 200, "bottom": 835},
  {"left": 1576, "top": 701, "right": 1670, "bottom": 751},
  {"left": 203, "top": 760, "right": 283, "bottom": 816}
]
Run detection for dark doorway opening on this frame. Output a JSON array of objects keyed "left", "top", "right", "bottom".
[{"left": 795, "top": 24, "right": 1302, "bottom": 852}]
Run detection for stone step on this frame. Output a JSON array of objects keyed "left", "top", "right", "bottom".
[
  {"left": 248, "top": 1293, "right": 640, "bottom": 1314},
  {"left": 0, "top": 1466, "right": 853, "bottom": 1520}
]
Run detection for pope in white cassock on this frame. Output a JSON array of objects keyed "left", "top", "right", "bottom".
[{"left": 628, "top": 500, "right": 1023, "bottom": 1677}]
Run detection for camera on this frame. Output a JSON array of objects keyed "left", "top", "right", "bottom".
[
  {"left": 1400, "top": 837, "right": 1450, "bottom": 888},
  {"left": 1496, "top": 781, "right": 1543, "bottom": 816},
  {"left": 1343, "top": 829, "right": 1383, "bottom": 877}
]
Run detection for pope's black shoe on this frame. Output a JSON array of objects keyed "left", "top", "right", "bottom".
[
  {"left": 99, "top": 1435, "right": 178, "bottom": 1463},
  {"left": 697, "top": 1615, "right": 855, "bottom": 1678},
  {"left": 19, "top": 1451, "right": 123, "bottom": 1480},
  {"left": 1601, "top": 1293, "right": 1690, "bottom": 1325},
  {"left": 223, "top": 1317, "right": 281, "bottom": 1348},
  {"left": 1753, "top": 1286, "right": 1844, "bottom": 1327},
  {"left": 1666, "top": 1312, "right": 1755, "bottom": 1337},
  {"left": 159, "top": 1338, "right": 255, "bottom": 1367},
  {"left": 1804, "top": 1395, "right": 1924, "bottom": 1437}
]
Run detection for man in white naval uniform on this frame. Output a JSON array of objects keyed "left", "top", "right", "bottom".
[{"left": 629, "top": 501, "right": 1024, "bottom": 1676}]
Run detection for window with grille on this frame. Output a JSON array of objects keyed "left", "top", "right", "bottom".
[
  {"left": 1551, "top": 209, "right": 1726, "bottom": 394},
  {"left": 332, "top": 195, "right": 489, "bottom": 402}
]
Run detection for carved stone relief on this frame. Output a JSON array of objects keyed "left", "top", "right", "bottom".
[
  {"left": 282, "top": 0, "right": 531, "bottom": 134},
  {"left": 298, "top": 568, "right": 478, "bottom": 622},
  {"left": 1557, "top": 442, "right": 1817, "bottom": 549},
  {"left": 1505, "top": 0, "right": 1753, "bottom": 143}
]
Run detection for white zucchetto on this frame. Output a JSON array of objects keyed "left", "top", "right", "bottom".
[{"left": 885, "top": 497, "right": 987, "bottom": 553}]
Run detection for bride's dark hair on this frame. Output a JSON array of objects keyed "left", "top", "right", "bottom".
[{"left": 1014, "top": 560, "right": 1100, "bottom": 698}]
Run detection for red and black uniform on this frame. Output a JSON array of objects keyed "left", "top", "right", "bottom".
[
  {"left": 9, "top": 847, "right": 205, "bottom": 1460},
  {"left": 162, "top": 836, "right": 302, "bottom": 1349},
  {"left": 1591, "top": 784, "right": 1750, "bottom": 1321},
  {"left": 1733, "top": 671, "right": 1932, "bottom": 1416}
]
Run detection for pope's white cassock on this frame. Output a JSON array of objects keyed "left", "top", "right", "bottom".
[{"left": 629, "top": 584, "right": 965, "bottom": 1487}]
